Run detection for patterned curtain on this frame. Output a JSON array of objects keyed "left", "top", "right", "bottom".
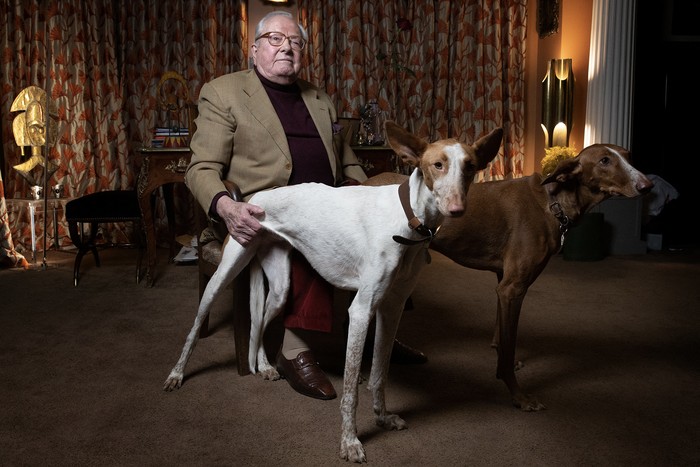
[
  {"left": 1, "top": 0, "right": 129, "bottom": 199},
  {"left": 298, "top": 0, "right": 527, "bottom": 181},
  {"left": 120, "top": 1, "right": 248, "bottom": 150},
  {"left": 1, "top": 0, "right": 131, "bottom": 250},
  {"left": 0, "top": 0, "right": 247, "bottom": 258}
]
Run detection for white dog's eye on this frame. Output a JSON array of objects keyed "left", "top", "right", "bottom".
[{"left": 434, "top": 162, "right": 443, "bottom": 170}]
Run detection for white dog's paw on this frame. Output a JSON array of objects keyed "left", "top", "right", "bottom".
[
  {"left": 259, "top": 366, "right": 281, "bottom": 381},
  {"left": 163, "top": 372, "right": 183, "bottom": 391},
  {"left": 340, "top": 436, "right": 366, "bottom": 463},
  {"left": 376, "top": 413, "right": 407, "bottom": 431}
]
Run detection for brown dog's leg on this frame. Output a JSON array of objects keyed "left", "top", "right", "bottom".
[{"left": 495, "top": 281, "right": 546, "bottom": 411}]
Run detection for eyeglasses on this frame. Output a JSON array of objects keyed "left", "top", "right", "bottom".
[{"left": 256, "top": 32, "right": 306, "bottom": 51}]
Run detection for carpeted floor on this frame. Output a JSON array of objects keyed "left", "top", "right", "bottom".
[{"left": 1, "top": 245, "right": 699, "bottom": 466}]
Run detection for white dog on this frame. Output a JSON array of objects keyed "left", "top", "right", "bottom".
[{"left": 164, "top": 122, "right": 503, "bottom": 463}]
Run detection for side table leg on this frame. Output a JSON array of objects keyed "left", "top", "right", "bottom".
[
  {"left": 138, "top": 190, "right": 157, "bottom": 287},
  {"left": 162, "top": 183, "right": 177, "bottom": 262}
]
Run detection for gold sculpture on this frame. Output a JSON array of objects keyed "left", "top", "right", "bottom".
[
  {"left": 157, "top": 70, "right": 189, "bottom": 131},
  {"left": 10, "top": 86, "right": 59, "bottom": 186}
]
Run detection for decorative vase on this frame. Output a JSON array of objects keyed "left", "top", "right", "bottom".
[{"left": 359, "top": 100, "right": 385, "bottom": 146}]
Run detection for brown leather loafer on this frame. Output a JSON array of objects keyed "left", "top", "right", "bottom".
[
  {"left": 276, "top": 350, "right": 337, "bottom": 400},
  {"left": 391, "top": 339, "right": 428, "bottom": 364}
]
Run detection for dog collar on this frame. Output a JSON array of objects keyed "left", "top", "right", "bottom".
[
  {"left": 549, "top": 201, "right": 571, "bottom": 251},
  {"left": 393, "top": 180, "right": 440, "bottom": 245}
]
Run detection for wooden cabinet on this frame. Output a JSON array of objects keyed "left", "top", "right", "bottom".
[{"left": 351, "top": 145, "right": 410, "bottom": 178}]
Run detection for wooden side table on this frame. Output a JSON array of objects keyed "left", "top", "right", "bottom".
[
  {"left": 351, "top": 145, "right": 410, "bottom": 177},
  {"left": 136, "top": 147, "right": 191, "bottom": 286}
]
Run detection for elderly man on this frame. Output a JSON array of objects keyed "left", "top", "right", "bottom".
[{"left": 186, "top": 11, "right": 425, "bottom": 401}]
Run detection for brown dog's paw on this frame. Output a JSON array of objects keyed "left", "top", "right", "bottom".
[{"left": 513, "top": 395, "right": 546, "bottom": 412}]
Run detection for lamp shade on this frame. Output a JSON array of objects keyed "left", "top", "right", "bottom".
[{"left": 541, "top": 58, "right": 574, "bottom": 147}]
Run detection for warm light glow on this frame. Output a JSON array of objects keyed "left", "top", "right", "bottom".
[
  {"left": 541, "top": 124, "right": 550, "bottom": 146},
  {"left": 552, "top": 122, "right": 568, "bottom": 147}
]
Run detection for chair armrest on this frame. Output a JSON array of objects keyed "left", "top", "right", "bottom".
[{"left": 223, "top": 179, "right": 242, "bottom": 202}]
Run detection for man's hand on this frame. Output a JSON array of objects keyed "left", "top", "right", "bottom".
[
  {"left": 215, "top": 196, "right": 265, "bottom": 246},
  {"left": 340, "top": 177, "right": 362, "bottom": 186}
]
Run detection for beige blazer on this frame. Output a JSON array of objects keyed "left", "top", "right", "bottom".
[{"left": 186, "top": 69, "right": 367, "bottom": 213}]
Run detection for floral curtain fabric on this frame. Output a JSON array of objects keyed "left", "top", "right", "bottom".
[
  {"left": 120, "top": 1, "right": 248, "bottom": 151},
  {"left": 0, "top": 0, "right": 247, "bottom": 258},
  {"left": 298, "top": 0, "right": 527, "bottom": 181}
]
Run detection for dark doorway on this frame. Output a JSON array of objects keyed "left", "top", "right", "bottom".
[{"left": 632, "top": 1, "right": 700, "bottom": 248}]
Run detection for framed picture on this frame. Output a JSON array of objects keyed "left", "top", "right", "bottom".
[{"left": 537, "top": 0, "right": 559, "bottom": 38}]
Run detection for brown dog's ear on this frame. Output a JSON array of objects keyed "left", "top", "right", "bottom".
[
  {"left": 385, "top": 121, "right": 428, "bottom": 167},
  {"left": 473, "top": 128, "right": 503, "bottom": 170},
  {"left": 541, "top": 156, "right": 582, "bottom": 185}
]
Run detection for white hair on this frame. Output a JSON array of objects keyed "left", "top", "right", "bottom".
[{"left": 254, "top": 11, "right": 308, "bottom": 42}]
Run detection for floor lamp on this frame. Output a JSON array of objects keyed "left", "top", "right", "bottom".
[{"left": 541, "top": 58, "right": 574, "bottom": 147}]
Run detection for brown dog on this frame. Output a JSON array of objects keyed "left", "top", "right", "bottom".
[{"left": 365, "top": 143, "right": 653, "bottom": 411}]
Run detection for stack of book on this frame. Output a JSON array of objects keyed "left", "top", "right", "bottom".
[{"left": 151, "top": 126, "right": 189, "bottom": 148}]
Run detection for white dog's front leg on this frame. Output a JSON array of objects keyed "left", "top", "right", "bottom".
[
  {"left": 339, "top": 300, "right": 371, "bottom": 463},
  {"left": 368, "top": 299, "right": 407, "bottom": 431}
]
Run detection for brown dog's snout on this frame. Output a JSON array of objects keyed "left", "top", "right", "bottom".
[{"left": 637, "top": 177, "right": 654, "bottom": 194}]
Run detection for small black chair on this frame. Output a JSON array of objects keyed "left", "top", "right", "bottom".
[{"left": 65, "top": 190, "right": 144, "bottom": 286}]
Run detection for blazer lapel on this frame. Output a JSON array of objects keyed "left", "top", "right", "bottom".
[
  {"left": 300, "top": 83, "right": 337, "bottom": 176},
  {"left": 241, "top": 72, "right": 337, "bottom": 176},
  {"left": 242, "top": 72, "right": 291, "bottom": 161}
]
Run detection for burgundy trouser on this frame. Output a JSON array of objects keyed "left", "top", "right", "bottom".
[{"left": 282, "top": 250, "right": 334, "bottom": 333}]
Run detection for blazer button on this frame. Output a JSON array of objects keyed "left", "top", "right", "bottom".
[{"left": 285, "top": 163, "right": 291, "bottom": 171}]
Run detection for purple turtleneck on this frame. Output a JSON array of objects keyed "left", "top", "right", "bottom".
[{"left": 256, "top": 69, "right": 334, "bottom": 186}]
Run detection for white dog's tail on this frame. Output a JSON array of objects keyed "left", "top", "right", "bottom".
[{"left": 248, "top": 257, "right": 265, "bottom": 373}]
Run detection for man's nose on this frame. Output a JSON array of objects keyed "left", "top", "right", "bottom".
[{"left": 279, "top": 38, "right": 293, "bottom": 51}]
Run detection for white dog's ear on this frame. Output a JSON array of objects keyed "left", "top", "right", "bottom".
[
  {"left": 473, "top": 128, "right": 503, "bottom": 170},
  {"left": 385, "top": 121, "right": 427, "bottom": 167}
]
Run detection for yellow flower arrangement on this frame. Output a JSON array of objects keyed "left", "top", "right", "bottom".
[{"left": 541, "top": 145, "right": 578, "bottom": 177}]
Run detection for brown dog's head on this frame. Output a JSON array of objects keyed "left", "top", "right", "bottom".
[
  {"left": 541, "top": 143, "right": 654, "bottom": 198},
  {"left": 384, "top": 121, "right": 502, "bottom": 217}
]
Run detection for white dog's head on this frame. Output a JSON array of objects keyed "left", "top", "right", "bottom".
[{"left": 385, "top": 121, "right": 502, "bottom": 217}]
